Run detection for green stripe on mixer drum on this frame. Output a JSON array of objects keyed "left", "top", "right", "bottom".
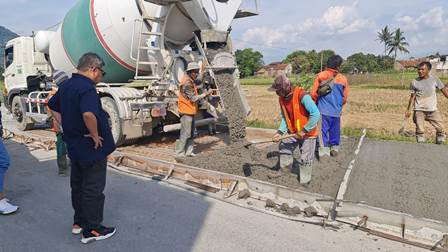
[{"left": 62, "top": 0, "right": 135, "bottom": 82}]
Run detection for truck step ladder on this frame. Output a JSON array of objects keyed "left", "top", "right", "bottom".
[
  {"left": 132, "top": 0, "right": 171, "bottom": 81},
  {"left": 133, "top": 23, "right": 164, "bottom": 80}
]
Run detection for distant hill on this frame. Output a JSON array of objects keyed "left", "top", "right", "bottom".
[{"left": 0, "top": 26, "right": 19, "bottom": 68}]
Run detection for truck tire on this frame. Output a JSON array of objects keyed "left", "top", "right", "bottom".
[
  {"left": 12, "top": 96, "right": 34, "bottom": 131},
  {"left": 101, "top": 96, "right": 125, "bottom": 146}
]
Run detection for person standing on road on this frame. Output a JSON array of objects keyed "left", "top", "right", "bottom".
[
  {"left": 405, "top": 61, "right": 448, "bottom": 144},
  {"left": 270, "top": 73, "right": 321, "bottom": 185},
  {"left": 0, "top": 108, "right": 19, "bottom": 215},
  {"left": 48, "top": 70, "right": 70, "bottom": 176},
  {"left": 175, "top": 62, "right": 213, "bottom": 158},
  {"left": 48, "top": 53, "right": 116, "bottom": 244},
  {"left": 310, "top": 55, "right": 348, "bottom": 157}
]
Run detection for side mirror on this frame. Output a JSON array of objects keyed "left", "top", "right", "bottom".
[{"left": 1, "top": 73, "right": 5, "bottom": 77}]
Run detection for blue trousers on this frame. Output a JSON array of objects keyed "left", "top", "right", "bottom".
[
  {"left": 321, "top": 115, "right": 341, "bottom": 147},
  {"left": 0, "top": 139, "right": 11, "bottom": 192}
]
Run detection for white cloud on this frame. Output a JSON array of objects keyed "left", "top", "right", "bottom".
[
  {"left": 396, "top": 16, "right": 417, "bottom": 31},
  {"left": 242, "top": 26, "right": 290, "bottom": 47},
  {"left": 396, "top": 7, "right": 448, "bottom": 51},
  {"left": 322, "top": 4, "right": 356, "bottom": 31},
  {"left": 397, "top": 7, "right": 446, "bottom": 31},
  {"left": 419, "top": 8, "right": 445, "bottom": 29},
  {"left": 241, "top": 1, "right": 374, "bottom": 49}
]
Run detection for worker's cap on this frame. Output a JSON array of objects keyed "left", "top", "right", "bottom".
[
  {"left": 52, "top": 70, "right": 69, "bottom": 86},
  {"left": 268, "top": 72, "right": 291, "bottom": 92},
  {"left": 186, "top": 62, "right": 200, "bottom": 72}
]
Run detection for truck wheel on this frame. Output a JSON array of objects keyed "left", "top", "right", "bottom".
[
  {"left": 12, "top": 96, "right": 34, "bottom": 131},
  {"left": 101, "top": 97, "right": 125, "bottom": 146}
]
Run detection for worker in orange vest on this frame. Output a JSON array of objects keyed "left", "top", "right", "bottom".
[
  {"left": 175, "top": 62, "right": 213, "bottom": 158},
  {"left": 270, "top": 73, "right": 321, "bottom": 185},
  {"left": 48, "top": 70, "right": 70, "bottom": 176}
]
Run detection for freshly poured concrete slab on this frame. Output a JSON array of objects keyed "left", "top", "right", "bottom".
[{"left": 345, "top": 139, "right": 448, "bottom": 223}]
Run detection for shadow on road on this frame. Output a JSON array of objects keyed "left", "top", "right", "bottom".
[{"left": 0, "top": 140, "right": 211, "bottom": 251}]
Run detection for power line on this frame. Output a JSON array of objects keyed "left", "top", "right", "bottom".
[{"left": 44, "top": 22, "right": 61, "bottom": 31}]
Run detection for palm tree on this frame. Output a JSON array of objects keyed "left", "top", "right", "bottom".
[
  {"left": 377, "top": 26, "right": 393, "bottom": 56},
  {"left": 388, "top": 28, "right": 410, "bottom": 60}
]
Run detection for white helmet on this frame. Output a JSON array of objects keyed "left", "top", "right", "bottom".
[{"left": 186, "top": 62, "right": 200, "bottom": 72}]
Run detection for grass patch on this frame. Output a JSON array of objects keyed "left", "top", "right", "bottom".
[
  {"left": 241, "top": 74, "right": 315, "bottom": 90},
  {"left": 348, "top": 101, "right": 402, "bottom": 113},
  {"left": 341, "top": 127, "right": 365, "bottom": 138},
  {"left": 342, "top": 127, "right": 415, "bottom": 142},
  {"left": 348, "top": 72, "right": 448, "bottom": 87},
  {"left": 354, "top": 84, "right": 409, "bottom": 90},
  {"left": 240, "top": 78, "right": 273, "bottom": 86},
  {"left": 246, "top": 119, "right": 278, "bottom": 130},
  {"left": 367, "top": 131, "right": 416, "bottom": 143}
]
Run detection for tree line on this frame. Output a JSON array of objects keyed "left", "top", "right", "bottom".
[
  {"left": 235, "top": 26, "right": 410, "bottom": 78},
  {"left": 236, "top": 48, "right": 396, "bottom": 77}
]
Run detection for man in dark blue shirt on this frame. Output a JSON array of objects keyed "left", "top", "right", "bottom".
[{"left": 48, "top": 53, "right": 116, "bottom": 244}]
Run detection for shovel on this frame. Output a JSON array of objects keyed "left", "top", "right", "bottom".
[
  {"left": 244, "top": 134, "right": 296, "bottom": 148},
  {"left": 398, "top": 117, "right": 415, "bottom": 137},
  {"left": 398, "top": 117, "right": 407, "bottom": 134}
]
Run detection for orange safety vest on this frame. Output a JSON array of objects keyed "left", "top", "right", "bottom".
[
  {"left": 279, "top": 87, "right": 318, "bottom": 138},
  {"left": 178, "top": 75, "right": 199, "bottom": 115}
]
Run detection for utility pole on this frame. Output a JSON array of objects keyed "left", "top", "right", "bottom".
[{"left": 320, "top": 53, "right": 324, "bottom": 72}]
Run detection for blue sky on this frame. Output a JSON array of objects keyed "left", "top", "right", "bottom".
[{"left": 1, "top": 0, "right": 448, "bottom": 63}]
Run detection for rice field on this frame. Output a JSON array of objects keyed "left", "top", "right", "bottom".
[{"left": 243, "top": 72, "right": 448, "bottom": 142}]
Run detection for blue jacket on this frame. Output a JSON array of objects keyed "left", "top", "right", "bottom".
[{"left": 310, "top": 69, "right": 348, "bottom": 117}]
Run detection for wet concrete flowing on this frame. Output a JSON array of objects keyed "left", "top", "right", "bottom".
[
  {"left": 214, "top": 70, "right": 247, "bottom": 142},
  {"left": 182, "top": 137, "right": 358, "bottom": 197}
]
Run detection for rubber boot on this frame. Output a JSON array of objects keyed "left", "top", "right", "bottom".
[
  {"left": 299, "top": 164, "right": 313, "bottom": 185},
  {"left": 279, "top": 154, "right": 293, "bottom": 173},
  {"left": 436, "top": 133, "right": 446, "bottom": 145},
  {"left": 319, "top": 147, "right": 331, "bottom": 157},
  {"left": 175, "top": 140, "right": 186, "bottom": 158},
  {"left": 330, "top": 145, "right": 339, "bottom": 157},
  {"left": 208, "top": 123, "right": 216, "bottom": 136},
  {"left": 185, "top": 139, "right": 196, "bottom": 157},
  {"left": 416, "top": 135, "right": 425, "bottom": 143},
  {"left": 57, "top": 155, "right": 69, "bottom": 177}
]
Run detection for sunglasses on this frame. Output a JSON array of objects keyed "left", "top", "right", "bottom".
[{"left": 93, "top": 67, "right": 107, "bottom": 77}]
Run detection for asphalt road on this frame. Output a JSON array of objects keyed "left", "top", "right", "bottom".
[{"left": 0, "top": 139, "right": 424, "bottom": 252}]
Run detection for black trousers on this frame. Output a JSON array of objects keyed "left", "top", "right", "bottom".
[{"left": 70, "top": 158, "right": 107, "bottom": 230}]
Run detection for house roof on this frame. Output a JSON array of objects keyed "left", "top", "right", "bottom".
[
  {"left": 397, "top": 59, "right": 424, "bottom": 68},
  {"left": 257, "top": 62, "right": 291, "bottom": 73}
]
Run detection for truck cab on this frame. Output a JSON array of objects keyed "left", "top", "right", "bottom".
[{"left": 3, "top": 37, "right": 52, "bottom": 111}]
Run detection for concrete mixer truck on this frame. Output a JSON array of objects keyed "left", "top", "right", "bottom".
[{"left": 2, "top": 0, "right": 258, "bottom": 145}]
